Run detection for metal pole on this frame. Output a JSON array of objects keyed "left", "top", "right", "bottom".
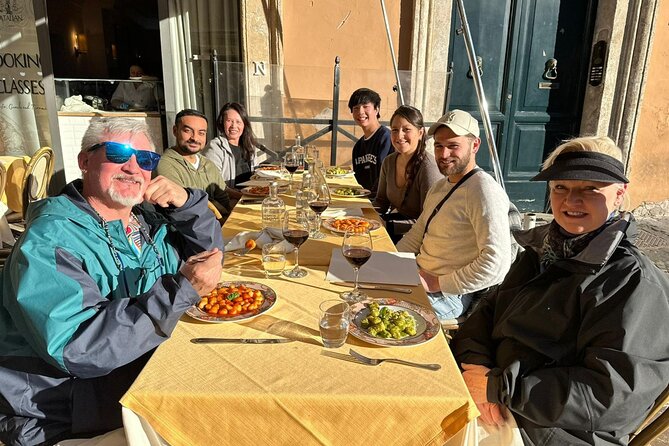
[
  {"left": 211, "top": 49, "right": 221, "bottom": 138},
  {"left": 331, "top": 56, "right": 341, "bottom": 166},
  {"left": 455, "top": 0, "right": 505, "bottom": 188},
  {"left": 379, "top": 0, "right": 405, "bottom": 105}
]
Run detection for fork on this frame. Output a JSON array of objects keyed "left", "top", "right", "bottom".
[{"left": 349, "top": 349, "right": 441, "bottom": 371}]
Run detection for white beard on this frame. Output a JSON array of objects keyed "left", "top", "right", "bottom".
[{"left": 108, "top": 175, "right": 144, "bottom": 207}]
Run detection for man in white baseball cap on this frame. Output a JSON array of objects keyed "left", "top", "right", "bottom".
[{"left": 397, "top": 109, "right": 513, "bottom": 326}]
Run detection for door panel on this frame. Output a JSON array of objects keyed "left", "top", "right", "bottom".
[
  {"left": 448, "top": 0, "right": 513, "bottom": 114},
  {"left": 448, "top": 0, "right": 597, "bottom": 211}
]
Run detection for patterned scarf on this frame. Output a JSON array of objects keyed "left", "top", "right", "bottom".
[
  {"left": 540, "top": 213, "right": 622, "bottom": 269},
  {"left": 125, "top": 213, "right": 143, "bottom": 256}
]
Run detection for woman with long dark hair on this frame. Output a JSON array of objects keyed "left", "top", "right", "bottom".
[
  {"left": 203, "top": 102, "right": 269, "bottom": 191},
  {"left": 374, "top": 105, "right": 441, "bottom": 242}
]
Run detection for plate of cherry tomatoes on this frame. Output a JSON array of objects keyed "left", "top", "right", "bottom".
[{"left": 186, "top": 281, "right": 277, "bottom": 323}]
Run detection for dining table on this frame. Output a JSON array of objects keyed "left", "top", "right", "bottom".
[{"left": 120, "top": 168, "right": 479, "bottom": 445}]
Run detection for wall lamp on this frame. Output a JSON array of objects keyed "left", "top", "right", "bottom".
[{"left": 74, "top": 33, "right": 88, "bottom": 56}]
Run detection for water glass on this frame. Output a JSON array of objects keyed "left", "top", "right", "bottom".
[
  {"left": 262, "top": 242, "right": 286, "bottom": 278},
  {"left": 304, "top": 209, "right": 322, "bottom": 237},
  {"left": 319, "top": 300, "right": 350, "bottom": 348}
]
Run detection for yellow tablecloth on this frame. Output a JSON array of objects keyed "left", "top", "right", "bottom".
[
  {"left": 120, "top": 175, "right": 478, "bottom": 445},
  {"left": 0, "top": 155, "right": 29, "bottom": 213}
]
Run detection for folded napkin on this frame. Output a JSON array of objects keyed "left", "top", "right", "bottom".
[
  {"left": 254, "top": 169, "right": 285, "bottom": 179},
  {"left": 321, "top": 208, "right": 364, "bottom": 219},
  {"left": 224, "top": 228, "right": 295, "bottom": 253}
]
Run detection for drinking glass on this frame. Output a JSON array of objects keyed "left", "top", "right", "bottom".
[
  {"left": 261, "top": 242, "right": 286, "bottom": 278},
  {"left": 307, "top": 183, "right": 331, "bottom": 240},
  {"left": 283, "top": 152, "right": 300, "bottom": 191},
  {"left": 340, "top": 227, "right": 373, "bottom": 302},
  {"left": 282, "top": 209, "right": 310, "bottom": 278},
  {"left": 318, "top": 299, "right": 350, "bottom": 348}
]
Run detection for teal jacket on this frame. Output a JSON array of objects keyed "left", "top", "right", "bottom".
[{"left": 0, "top": 180, "right": 223, "bottom": 445}]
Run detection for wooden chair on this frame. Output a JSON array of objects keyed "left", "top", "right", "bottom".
[
  {"left": 630, "top": 385, "right": 669, "bottom": 445},
  {"left": 6, "top": 147, "right": 54, "bottom": 227},
  {"left": 0, "top": 161, "right": 7, "bottom": 203},
  {"left": 21, "top": 147, "right": 55, "bottom": 217}
]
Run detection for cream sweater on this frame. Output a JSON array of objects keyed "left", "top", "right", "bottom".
[{"left": 397, "top": 170, "right": 512, "bottom": 295}]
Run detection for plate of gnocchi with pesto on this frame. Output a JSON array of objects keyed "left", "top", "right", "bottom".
[{"left": 348, "top": 299, "right": 440, "bottom": 347}]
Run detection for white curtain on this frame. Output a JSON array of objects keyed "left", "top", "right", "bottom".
[{"left": 165, "top": 0, "right": 241, "bottom": 128}]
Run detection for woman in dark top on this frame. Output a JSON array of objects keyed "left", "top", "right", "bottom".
[
  {"left": 451, "top": 136, "right": 669, "bottom": 445},
  {"left": 374, "top": 105, "right": 440, "bottom": 243}
]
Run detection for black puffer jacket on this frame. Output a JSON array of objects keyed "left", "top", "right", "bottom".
[{"left": 452, "top": 214, "right": 669, "bottom": 445}]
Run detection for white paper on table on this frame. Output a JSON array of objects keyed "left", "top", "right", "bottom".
[
  {"left": 321, "top": 208, "right": 364, "bottom": 218},
  {"left": 326, "top": 248, "right": 421, "bottom": 286}
]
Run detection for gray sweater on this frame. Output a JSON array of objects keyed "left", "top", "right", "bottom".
[
  {"left": 202, "top": 136, "right": 268, "bottom": 187},
  {"left": 373, "top": 152, "right": 441, "bottom": 219}
]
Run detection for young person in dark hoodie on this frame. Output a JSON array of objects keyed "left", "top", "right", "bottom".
[{"left": 348, "top": 88, "right": 392, "bottom": 197}]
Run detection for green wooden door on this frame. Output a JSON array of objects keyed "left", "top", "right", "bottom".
[{"left": 448, "top": 0, "right": 597, "bottom": 211}]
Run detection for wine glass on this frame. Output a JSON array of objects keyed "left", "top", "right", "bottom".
[
  {"left": 284, "top": 152, "right": 300, "bottom": 191},
  {"left": 307, "top": 183, "right": 331, "bottom": 240},
  {"left": 339, "top": 227, "right": 373, "bottom": 302},
  {"left": 282, "top": 209, "right": 310, "bottom": 278}
]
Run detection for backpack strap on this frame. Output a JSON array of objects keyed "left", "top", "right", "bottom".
[{"left": 422, "top": 167, "right": 483, "bottom": 237}]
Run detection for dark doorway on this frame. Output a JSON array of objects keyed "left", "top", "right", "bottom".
[{"left": 449, "top": 0, "right": 598, "bottom": 211}]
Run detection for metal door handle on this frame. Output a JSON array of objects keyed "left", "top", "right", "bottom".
[{"left": 543, "top": 58, "right": 558, "bottom": 80}]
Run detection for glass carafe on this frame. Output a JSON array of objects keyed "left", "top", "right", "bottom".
[{"left": 261, "top": 182, "right": 286, "bottom": 232}]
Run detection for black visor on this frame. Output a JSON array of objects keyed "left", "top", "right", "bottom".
[{"left": 531, "top": 151, "right": 629, "bottom": 183}]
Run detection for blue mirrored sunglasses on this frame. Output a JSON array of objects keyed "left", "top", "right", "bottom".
[{"left": 88, "top": 142, "right": 161, "bottom": 171}]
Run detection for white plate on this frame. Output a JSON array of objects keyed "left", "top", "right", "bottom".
[
  {"left": 241, "top": 185, "right": 289, "bottom": 197},
  {"left": 330, "top": 187, "right": 371, "bottom": 198},
  {"left": 322, "top": 217, "right": 382, "bottom": 234},
  {"left": 348, "top": 298, "right": 440, "bottom": 347},
  {"left": 186, "top": 281, "right": 277, "bottom": 323}
]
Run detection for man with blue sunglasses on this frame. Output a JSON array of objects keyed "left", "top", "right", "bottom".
[
  {"left": 0, "top": 117, "right": 224, "bottom": 445},
  {"left": 155, "top": 108, "right": 233, "bottom": 222}
]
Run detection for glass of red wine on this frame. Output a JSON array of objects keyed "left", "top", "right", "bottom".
[
  {"left": 307, "top": 183, "right": 331, "bottom": 240},
  {"left": 282, "top": 209, "right": 310, "bottom": 278},
  {"left": 339, "top": 227, "right": 373, "bottom": 302},
  {"left": 283, "top": 152, "right": 300, "bottom": 192}
]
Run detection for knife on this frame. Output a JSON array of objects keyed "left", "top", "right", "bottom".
[
  {"left": 240, "top": 198, "right": 265, "bottom": 204},
  {"left": 191, "top": 338, "right": 294, "bottom": 344},
  {"left": 331, "top": 282, "right": 413, "bottom": 294}
]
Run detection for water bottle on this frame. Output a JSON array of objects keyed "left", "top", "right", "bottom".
[
  {"left": 294, "top": 135, "right": 305, "bottom": 170},
  {"left": 295, "top": 173, "right": 313, "bottom": 213},
  {"left": 261, "top": 182, "right": 286, "bottom": 231}
]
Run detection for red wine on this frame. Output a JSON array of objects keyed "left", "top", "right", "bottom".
[
  {"left": 343, "top": 248, "right": 372, "bottom": 267},
  {"left": 283, "top": 229, "right": 309, "bottom": 247},
  {"left": 309, "top": 200, "right": 329, "bottom": 214},
  {"left": 285, "top": 164, "right": 299, "bottom": 174}
]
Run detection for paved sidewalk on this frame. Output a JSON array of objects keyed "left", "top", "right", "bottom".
[{"left": 634, "top": 214, "right": 669, "bottom": 446}]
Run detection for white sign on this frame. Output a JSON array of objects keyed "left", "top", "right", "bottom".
[{"left": 0, "top": 0, "right": 50, "bottom": 156}]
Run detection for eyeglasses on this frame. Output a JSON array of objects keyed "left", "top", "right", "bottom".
[{"left": 88, "top": 142, "right": 161, "bottom": 171}]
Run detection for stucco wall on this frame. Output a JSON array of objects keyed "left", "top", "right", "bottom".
[
  {"left": 629, "top": 1, "right": 669, "bottom": 208},
  {"left": 279, "top": 0, "right": 404, "bottom": 166}
]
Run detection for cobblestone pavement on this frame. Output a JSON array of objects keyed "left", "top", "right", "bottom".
[
  {"left": 635, "top": 216, "right": 669, "bottom": 445},
  {"left": 636, "top": 217, "right": 669, "bottom": 274}
]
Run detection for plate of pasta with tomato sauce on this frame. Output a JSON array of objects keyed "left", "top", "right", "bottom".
[
  {"left": 322, "top": 216, "right": 381, "bottom": 234},
  {"left": 186, "top": 281, "right": 277, "bottom": 323}
]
